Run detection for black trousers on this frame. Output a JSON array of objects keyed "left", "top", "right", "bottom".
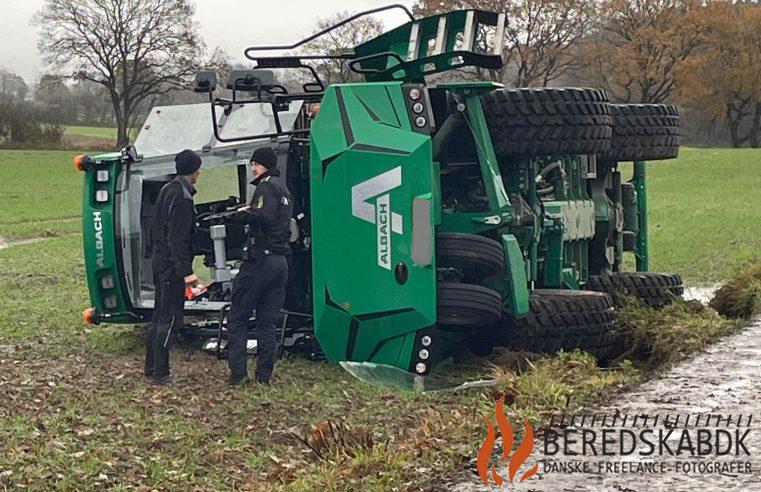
[
  {"left": 145, "top": 273, "right": 185, "bottom": 378},
  {"left": 227, "top": 255, "right": 288, "bottom": 383}
]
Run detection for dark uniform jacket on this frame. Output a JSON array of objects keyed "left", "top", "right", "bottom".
[
  {"left": 234, "top": 168, "right": 293, "bottom": 258},
  {"left": 151, "top": 176, "right": 196, "bottom": 279}
]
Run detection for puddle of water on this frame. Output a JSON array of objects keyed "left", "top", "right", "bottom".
[{"left": 683, "top": 284, "right": 721, "bottom": 304}]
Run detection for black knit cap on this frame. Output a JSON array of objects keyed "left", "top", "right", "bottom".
[
  {"left": 250, "top": 147, "right": 277, "bottom": 169},
  {"left": 175, "top": 149, "right": 202, "bottom": 175}
]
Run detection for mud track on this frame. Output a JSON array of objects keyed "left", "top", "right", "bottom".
[{"left": 456, "top": 319, "right": 761, "bottom": 491}]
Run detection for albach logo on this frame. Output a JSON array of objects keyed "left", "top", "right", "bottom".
[
  {"left": 477, "top": 395, "right": 539, "bottom": 487},
  {"left": 351, "top": 166, "right": 403, "bottom": 270},
  {"left": 93, "top": 211, "right": 105, "bottom": 267}
]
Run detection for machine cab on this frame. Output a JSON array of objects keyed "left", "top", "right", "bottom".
[{"left": 78, "top": 95, "right": 311, "bottom": 324}]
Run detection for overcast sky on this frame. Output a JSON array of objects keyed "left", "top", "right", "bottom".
[{"left": 0, "top": 0, "right": 414, "bottom": 85}]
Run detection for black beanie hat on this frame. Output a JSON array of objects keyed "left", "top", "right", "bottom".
[
  {"left": 175, "top": 149, "right": 202, "bottom": 175},
  {"left": 250, "top": 147, "right": 277, "bottom": 169}
]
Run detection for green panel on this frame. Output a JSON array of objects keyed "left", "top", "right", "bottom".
[
  {"left": 312, "top": 304, "right": 354, "bottom": 361},
  {"left": 310, "top": 82, "right": 437, "bottom": 371},
  {"left": 350, "top": 85, "right": 405, "bottom": 129},
  {"left": 367, "top": 331, "right": 418, "bottom": 370},
  {"left": 81, "top": 156, "right": 138, "bottom": 322},
  {"left": 353, "top": 10, "right": 503, "bottom": 82},
  {"left": 633, "top": 161, "right": 649, "bottom": 271},
  {"left": 463, "top": 94, "right": 511, "bottom": 213},
  {"left": 486, "top": 234, "right": 529, "bottom": 318}
]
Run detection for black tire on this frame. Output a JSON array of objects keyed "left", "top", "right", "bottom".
[
  {"left": 499, "top": 289, "right": 621, "bottom": 363},
  {"left": 481, "top": 87, "right": 613, "bottom": 158},
  {"left": 437, "top": 283, "right": 502, "bottom": 329},
  {"left": 585, "top": 272, "right": 684, "bottom": 308},
  {"left": 436, "top": 233, "right": 504, "bottom": 281},
  {"left": 602, "top": 104, "right": 680, "bottom": 162}
]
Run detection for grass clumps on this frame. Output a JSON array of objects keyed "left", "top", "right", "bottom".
[
  {"left": 614, "top": 297, "right": 742, "bottom": 370},
  {"left": 490, "top": 350, "right": 640, "bottom": 421},
  {"left": 709, "top": 262, "right": 761, "bottom": 319}
]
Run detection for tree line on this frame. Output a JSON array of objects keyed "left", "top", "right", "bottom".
[
  {"left": 415, "top": 0, "right": 761, "bottom": 148},
  {"left": 1, "top": 0, "right": 760, "bottom": 149}
]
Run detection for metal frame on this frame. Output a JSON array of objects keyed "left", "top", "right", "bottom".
[{"left": 242, "top": 4, "right": 414, "bottom": 61}]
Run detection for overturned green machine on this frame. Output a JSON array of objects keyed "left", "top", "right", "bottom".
[{"left": 79, "top": 6, "right": 683, "bottom": 378}]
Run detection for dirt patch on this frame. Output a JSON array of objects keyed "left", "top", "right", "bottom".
[
  {"left": 0, "top": 237, "right": 48, "bottom": 250},
  {"left": 454, "top": 320, "right": 761, "bottom": 491},
  {"left": 0, "top": 233, "right": 79, "bottom": 250}
]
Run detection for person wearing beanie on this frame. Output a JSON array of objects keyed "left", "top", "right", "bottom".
[
  {"left": 226, "top": 146, "right": 293, "bottom": 386},
  {"left": 145, "top": 149, "right": 202, "bottom": 384}
]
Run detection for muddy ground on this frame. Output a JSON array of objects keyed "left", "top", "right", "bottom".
[{"left": 454, "top": 319, "right": 761, "bottom": 491}]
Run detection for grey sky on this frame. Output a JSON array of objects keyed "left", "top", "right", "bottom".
[{"left": 0, "top": 0, "right": 414, "bottom": 85}]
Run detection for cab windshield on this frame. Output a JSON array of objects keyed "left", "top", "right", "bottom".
[{"left": 114, "top": 101, "right": 302, "bottom": 312}]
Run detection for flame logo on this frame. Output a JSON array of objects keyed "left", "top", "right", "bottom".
[{"left": 476, "top": 396, "right": 538, "bottom": 486}]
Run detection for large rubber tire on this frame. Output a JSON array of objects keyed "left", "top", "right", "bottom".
[
  {"left": 499, "top": 290, "right": 621, "bottom": 363},
  {"left": 436, "top": 233, "right": 504, "bottom": 282},
  {"left": 437, "top": 283, "right": 502, "bottom": 329},
  {"left": 585, "top": 272, "right": 684, "bottom": 308},
  {"left": 481, "top": 87, "right": 613, "bottom": 158},
  {"left": 602, "top": 104, "right": 680, "bottom": 162}
]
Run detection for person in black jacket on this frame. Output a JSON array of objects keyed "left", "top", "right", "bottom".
[
  {"left": 227, "top": 147, "right": 292, "bottom": 385},
  {"left": 145, "top": 149, "right": 201, "bottom": 384}
]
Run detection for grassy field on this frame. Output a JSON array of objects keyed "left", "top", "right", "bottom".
[
  {"left": 63, "top": 126, "right": 120, "bottom": 139},
  {"left": 61, "top": 126, "right": 138, "bottom": 152},
  {"left": 621, "top": 147, "right": 761, "bottom": 283},
  {"left": 0, "top": 150, "right": 83, "bottom": 240},
  {"left": 63, "top": 126, "right": 138, "bottom": 140},
  {"left": 0, "top": 147, "right": 757, "bottom": 489}
]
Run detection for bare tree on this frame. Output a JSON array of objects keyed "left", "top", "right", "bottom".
[
  {"left": 586, "top": 0, "right": 706, "bottom": 103},
  {"left": 414, "top": 0, "right": 596, "bottom": 86},
  {"left": 35, "top": 0, "right": 226, "bottom": 147},
  {"left": 297, "top": 11, "right": 385, "bottom": 86},
  {"left": 0, "top": 69, "right": 28, "bottom": 102}
]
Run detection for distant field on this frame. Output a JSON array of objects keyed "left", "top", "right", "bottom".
[
  {"left": 62, "top": 126, "right": 138, "bottom": 148},
  {"left": 0, "top": 147, "right": 759, "bottom": 282},
  {"left": 63, "top": 125, "right": 119, "bottom": 139}
]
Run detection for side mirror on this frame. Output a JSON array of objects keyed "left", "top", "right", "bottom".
[
  {"left": 303, "top": 82, "right": 324, "bottom": 93},
  {"left": 193, "top": 70, "right": 218, "bottom": 93}
]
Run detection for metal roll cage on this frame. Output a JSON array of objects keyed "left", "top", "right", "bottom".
[{"left": 206, "top": 4, "right": 415, "bottom": 143}]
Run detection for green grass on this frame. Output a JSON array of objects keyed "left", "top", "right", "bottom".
[
  {"left": 63, "top": 126, "right": 138, "bottom": 140},
  {"left": 620, "top": 147, "right": 761, "bottom": 283},
  {"left": 0, "top": 147, "right": 757, "bottom": 489},
  {"left": 709, "top": 262, "right": 761, "bottom": 318},
  {"left": 64, "top": 126, "right": 119, "bottom": 139},
  {"left": 0, "top": 150, "right": 84, "bottom": 241}
]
